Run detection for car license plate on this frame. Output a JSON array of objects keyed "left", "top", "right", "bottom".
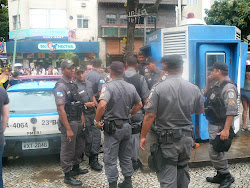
[{"left": 22, "top": 140, "right": 49, "bottom": 150}]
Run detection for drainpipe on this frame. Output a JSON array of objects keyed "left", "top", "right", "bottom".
[{"left": 178, "top": 0, "right": 182, "bottom": 26}]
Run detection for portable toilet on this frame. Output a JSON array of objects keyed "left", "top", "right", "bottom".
[{"left": 141, "top": 25, "right": 248, "bottom": 140}]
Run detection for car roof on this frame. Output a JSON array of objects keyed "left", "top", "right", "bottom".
[{"left": 7, "top": 81, "right": 57, "bottom": 92}]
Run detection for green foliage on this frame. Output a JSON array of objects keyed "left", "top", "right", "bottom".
[
  {"left": 205, "top": 0, "right": 250, "bottom": 40},
  {"left": 0, "top": 0, "right": 9, "bottom": 41},
  {"left": 58, "top": 52, "right": 80, "bottom": 66}
]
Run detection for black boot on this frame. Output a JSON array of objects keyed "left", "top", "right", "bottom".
[
  {"left": 132, "top": 160, "right": 140, "bottom": 171},
  {"left": 89, "top": 154, "right": 103, "bottom": 171},
  {"left": 219, "top": 173, "right": 234, "bottom": 188},
  {"left": 72, "top": 164, "right": 88, "bottom": 176},
  {"left": 109, "top": 181, "right": 117, "bottom": 188},
  {"left": 118, "top": 176, "right": 133, "bottom": 188},
  {"left": 64, "top": 172, "right": 82, "bottom": 186},
  {"left": 206, "top": 171, "right": 224, "bottom": 184}
]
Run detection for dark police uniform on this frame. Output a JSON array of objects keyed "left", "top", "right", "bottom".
[
  {"left": 100, "top": 78, "right": 141, "bottom": 184},
  {"left": 123, "top": 68, "right": 149, "bottom": 169},
  {"left": 85, "top": 69, "right": 105, "bottom": 100},
  {"left": 75, "top": 74, "right": 102, "bottom": 171},
  {"left": 145, "top": 75, "right": 204, "bottom": 188},
  {"left": 53, "top": 76, "right": 85, "bottom": 175},
  {"left": 145, "top": 68, "right": 162, "bottom": 90},
  {"left": 205, "top": 77, "right": 238, "bottom": 175},
  {"left": 137, "top": 63, "right": 149, "bottom": 76}
]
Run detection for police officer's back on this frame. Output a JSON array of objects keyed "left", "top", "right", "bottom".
[
  {"left": 94, "top": 61, "right": 142, "bottom": 188},
  {"left": 85, "top": 58, "right": 105, "bottom": 100},
  {"left": 53, "top": 60, "right": 88, "bottom": 186},
  {"left": 140, "top": 55, "right": 204, "bottom": 188},
  {"left": 204, "top": 62, "right": 237, "bottom": 188}
]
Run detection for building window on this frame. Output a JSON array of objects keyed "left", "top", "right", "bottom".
[
  {"left": 120, "top": 15, "right": 127, "bottom": 24},
  {"left": 77, "top": 15, "right": 88, "bottom": 28},
  {"left": 147, "top": 16, "right": 156, "bottom": 25},
  {"left": 13, "top": 15, "right": 21, "bottom": 29},
  {"left": 187, "top": 0, "right": 198, "bottom": 4},
  {"left": 30, "top": 9, "right": 66, "bottom": 29},
  {"left": 107, "top": 14, "right": 117, "bottom": 24}
]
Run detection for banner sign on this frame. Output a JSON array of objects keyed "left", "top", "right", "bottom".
[{"left": 38, "top": 42, "right": 76, "bottom": 51}]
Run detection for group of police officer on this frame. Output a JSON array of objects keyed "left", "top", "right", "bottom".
[{"left": 53, "top": 52, "right": 237, "bottom": 188}]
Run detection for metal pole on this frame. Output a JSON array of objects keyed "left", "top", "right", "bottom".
[
  {"left": 12, "top": 0, "right": 21, "bottom": 71},
  {"left": 144, "top": 16, "right": 147, "bottom": 46}
]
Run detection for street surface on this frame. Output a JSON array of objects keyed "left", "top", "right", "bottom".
[{"left": 3, "top": 153, "right": 250, "bottom": 188}]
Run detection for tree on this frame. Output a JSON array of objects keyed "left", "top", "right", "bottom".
[
  {"left": 125, "top": 0, "right": 162, "bottom": 59},
  {"left": 0, "top": 0, "right": 9, "bottom": 41},
  {"left": 58, "top": 52, "right": 80, "bottom": 66},
  {"left": 205, "top": 0, "right": 250, "bottom": 40}
]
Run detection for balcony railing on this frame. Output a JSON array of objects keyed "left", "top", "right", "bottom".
[{"left": 101, "top": 27, "right": 156, "bottom": 38}]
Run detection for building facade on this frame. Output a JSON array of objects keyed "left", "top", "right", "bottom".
[
  {"left": 98, "top": 0, "right": 179, "bottom": 66},
  {"left": 7, "top": 0, "right": 99, "bottom": 68}
]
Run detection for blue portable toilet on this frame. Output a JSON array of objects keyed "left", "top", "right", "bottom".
[{"left": 141, "top": 25, "right": 248, "bottom": 140}]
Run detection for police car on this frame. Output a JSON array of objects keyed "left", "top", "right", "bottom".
[{"left": 4, "top": 81, "right": 60, "bottom": 157}]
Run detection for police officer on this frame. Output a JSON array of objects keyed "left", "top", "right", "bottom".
[
  {"left": 75, "top": 66, "right": 103, "bottom": 171},
  {"left": 204, "top": 62, "right": 237, "bottom": 188},
  {"left": 53, "top": 60, "right": 88, "bottom": 186},
  {"left": 85, "top": 58, "right": 105, "bottom": 101},
  {"left": 159, "top": 56, "right": 168, "bottom": 81},
  {"left": 145, "top": 57, "right": 162, "bottom": 90},
  {"left": 123, "top": 56, "right": 149, "bottom": 170},
  {"left": 140, "top": 55, "right": 204, "bottom": 188},
  {"left": 137, "top": 51, "right": 148, "bottom": 76},
  {"left": 94, "top": 61, "right": 143, "bottom": 188}
]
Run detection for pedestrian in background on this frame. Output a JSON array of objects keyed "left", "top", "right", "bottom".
[
  {"left": 137, "top": 51, "right": 148, "bottom": 76},
  {"left": 94, "top": 61, "right": 142, "bottom": 188},
  {"left": 241, "top": 60, "right": 250, "bottom": 131},
  {"left": 53, "top": 60, "right": 88, "bottom": 186},
  {"left": 204, "top": 62, "right": 237, "bottom": 188},
  {"left": 140, "top": 55, "right": 204, "bottom": 188},
  {"left": 0, "top": 86, "right": 9, "bottom": 188}
]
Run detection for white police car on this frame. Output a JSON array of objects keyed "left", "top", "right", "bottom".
[{"left": 4, "top": 81, "right": 60, "bottom": 157}]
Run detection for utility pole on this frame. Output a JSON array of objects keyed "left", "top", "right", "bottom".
[
  {"left": 12, "top": 0, "right": 20, "bottom": 71},
  {"left": 177, "top": 0, "right": 182, "bottom": 26},
  {"left": 144, "top": 16, "right": 147, "bottom": 46}
]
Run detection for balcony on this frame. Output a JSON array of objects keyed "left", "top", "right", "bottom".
[{"left": 100, "top": 26, "right": 157, "bottom": 38}]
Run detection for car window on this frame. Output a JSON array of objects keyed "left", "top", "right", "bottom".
[{"left": 8, "top": 90, "right": 57, "bottom": 114}]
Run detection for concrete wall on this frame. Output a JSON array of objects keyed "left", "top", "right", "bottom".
[{"left": 8, "top": 0, "right": 98, "bottom": 42}]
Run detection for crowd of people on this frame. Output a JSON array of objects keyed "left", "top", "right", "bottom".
[{"left": 0, "top": 52, "right": 249, "bottom": 188}]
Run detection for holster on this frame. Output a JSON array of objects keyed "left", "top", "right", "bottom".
[
  {"left": 132, "top": 123, "right": 142, "bottom": 134},
  {"left": 103, "top": 120, "right": 116, "bottom": 135},
  {"left": 81, "top": 127, "right": 89, "bottom": 138},
  {"left": 210, "top": 127, "right": 235, "bottom": 152},
  {"left": 148, "top": 143, "right": 165, "bottom": 173},
  {"left": 157, "top": 129, "right": 193, "bottom": 144}
]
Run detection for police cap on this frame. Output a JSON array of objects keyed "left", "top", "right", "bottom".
[
  {"left": 213, "top": 62, "right": 228, "bottom": 71},
  {"left": 145, "top": 56, "right": 155, "bottom": 65},
  {"left": 160, "top": 55, "right": 183, "bottom": 68},
  {"left": 76, "top": 66, "right": 85, "bottom": 73},
  {"left": 110, "top": 61, "right": 124, "bottom": 74},
  {"left": 61, "top": 59, "right": 74, "bottom": 69}
]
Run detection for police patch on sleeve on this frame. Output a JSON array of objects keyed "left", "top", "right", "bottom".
[
  {"left": 57, "top": 98, "right": 63, "bottom": 103},
  {"left": 229, "top": 99, "right": 236, "bottom": 105},
  {"left": 100, "top": 93, "right": 104, "bottom": 98},
  {"left": 57, "top": 92, "right": 63, "bottom": 97},
  {"left": 228, "top": 91, "right": 235, "bottom": 99},
  {"left": 101, "top": 87, "right": 106, "bottom": 93},
  {"left": 100, "top": 80, "right": 105, "bottom": 84}
]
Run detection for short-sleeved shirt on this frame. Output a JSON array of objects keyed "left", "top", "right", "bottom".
[
  {"left": 123, "top": 68, "right": 149, "bottom": 99},
  {"left": 0, "top": 87, "right": 9, "bottom": 145},
  {"left": 213, "top": 77, "right": 238, "bottom": 116},
  {"left": 145, "top": 68, "right": 162, "bottom": 90},
  {"left": 85, "top": 69, "right": 105, "bottom": 98},
  {"left": 53, "top": 76, "right": 75, "bottom": 106},
  {"left": 75, "top": 79, "right": 94, "bottom": 104},
  {"left": 145, "top": 75, "right": 204, "bottom": 131},
  {"left": 99, "top": 78, "right": 141, "bottom": 120}
]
